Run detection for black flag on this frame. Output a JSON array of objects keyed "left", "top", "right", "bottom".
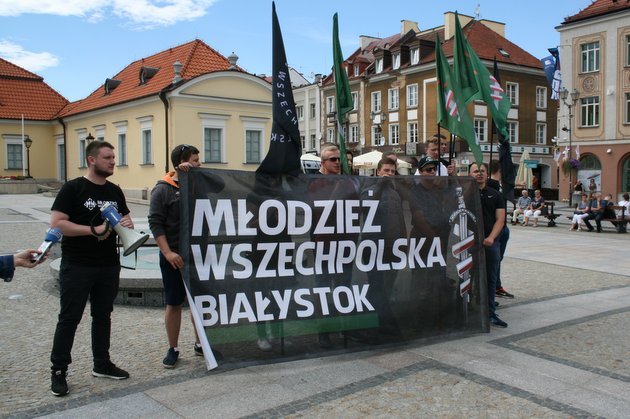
[
  {"left": 257, "top": 2, "right": 302, "bottom": 176},
  {"left": 493, "top": 58, "right": 516, "bottom": 203}
]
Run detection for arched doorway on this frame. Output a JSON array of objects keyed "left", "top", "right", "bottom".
[{"left": 577, "top": 154, "right": 601, "bottom": 195}]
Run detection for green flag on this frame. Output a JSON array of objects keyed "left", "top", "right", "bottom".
[
  {"left": 453, "top": 12, "right": 479, "bottom": 102},
  {"left": 453, "top": 13, "right": 511, "bottom": 139},
  {"left": 435, "top": 34, "right": 483, "bottom": 166},
  {"left": 333, "top": 13, "right": 353, "bottom": 175}
]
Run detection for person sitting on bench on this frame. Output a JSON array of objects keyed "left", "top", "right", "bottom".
[
  {"left": 512, "top": 189, "right": 531, "bottom": 225},
  {"left": 523, "top": 189, "right": 545, "bottom": 227}
]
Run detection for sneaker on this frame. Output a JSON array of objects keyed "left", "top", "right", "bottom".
[
  {"left": 257, "top": 338, "right": 272, "bottom": 351},
  {"left": 162, "top": 347, "right": 179, "bottom": 369},
  {"left": 92, "top": 362, "right": 129, "bottom": 380},
  {"left": 51, "top": 370, "right": 69, "bottom": 397},
  {"left": 490, "top": 315, "right": 508, "bottom": 328},
  {"left": 495, "top": 287, "right": 515, "bottom": 298},
  {"left": 194, "top": 343, "right": 223, "bottom": 361}
]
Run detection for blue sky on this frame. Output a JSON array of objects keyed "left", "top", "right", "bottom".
[{"left": 1, "top": 0, "right": 592, "bottom": 102}]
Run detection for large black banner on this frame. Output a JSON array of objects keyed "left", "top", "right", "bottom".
[{"left": 180, "top": 169, "right": 488, "bottom": 368}]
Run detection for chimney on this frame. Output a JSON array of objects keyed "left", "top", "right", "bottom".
[
  {"left": 227, "top": 52, "right": 239, "bottom": 70},
  {"left": 359, "top": 35, "right": 380, "bottom": 50},
  {"left": 401, "top": 20, "right": 419, "bottom": 35},
  {"left": 172, "top": 60, "right": 183, "bottom": 84},
  {"left": 314, "top": 74, "right": 323, "bottom": 84}
]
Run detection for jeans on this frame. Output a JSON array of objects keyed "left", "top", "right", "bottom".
[
  {"left": 484, "top": 241, "right": 501, "bottom": 318},
  {"left": 50, "top": 262, "right": 120, "bottom": 371},
  {"left": 496, "top": 225, "right": 510, "bottom": 290}
]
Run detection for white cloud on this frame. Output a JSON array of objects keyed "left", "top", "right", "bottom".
[
  {"left": 0, "top": 0, "right": 216, "bottom": 29},
  {"left": 0, "top": 40, "right": 60, "bottom": 72}
]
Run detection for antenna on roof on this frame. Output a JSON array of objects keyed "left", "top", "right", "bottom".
[{"left": 475, "top": 3, "right": 481, "bottom": 20}]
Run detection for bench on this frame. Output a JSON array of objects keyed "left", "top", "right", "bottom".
[
  {"left": 509, "top": 201, "right": 559, "bottom": 227},
  {"left": 565, "top": 205, "right": 627, "bottom": 233}
]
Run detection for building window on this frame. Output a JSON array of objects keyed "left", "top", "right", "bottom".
[
  {"left": 506, "top": 82, "right": 519, "bottom": 106},
  {"left": 392, "top": 53, "right": 400, "bottom": 70},
  {"left": 204, "top": 128, "right": 222, "bottom": 162},
  {"left": 327, "top": 127, "right": 335, "bottom": 143},
  {"left": 389, "top": 124, "right": 399, "bottom": 145},
  {"left": 372, "top": 126, "right": 384, "bottom": 146},
  {"left": 581, "top": 41, "right": 600, "bottom": 73},
  {"left": 536, "top": 86, "right": 547, "bottom": 109},
  {"left": 625, "top": 92, "right": 630, "bottom": 124},
  {"left": 300, "top": 136, "right": 306, "bottom": 150},
  {"left": 507, "top": 121, "right": 518, "bottom": 143},
  {"left": 474, "top": 119, "right": 488, "bottom": 142},
  {"left": 141, "top": 129, "right": 152, "bottom": 164},
  {"left": 351, "top": 92, "right": 358, "bottom": 111},
  {"left": 535, "top": 123, "right": 546, "bottom": 144},
  {"left": 354, "top": 65, "right": 360, "bottom": 77},
  {"left": 371, "top": 91, "right": 381, "bottom": 113},
  {"left": 410, "top": 48, "right": 419, "bottom": 65},
  {"left": 310, "top": 134, "right": 317, "bottom": 150},
  {"left": 327, "top": 96, "right": 335, "bottom": 114},
  {"left": 245, "top": 130, "right": 262, "bottom": 163},
  {"left": 350, "top": 125, "right": 358, "bottom": 143},
  {"left": 388, "top": 88, "right": 399, "bottom": 110},
  {"left": 580, "top": 96, "right": 600, "bottom": 127},
  {"left": 6, "top": 143, "right": 22, "bottom": 169},
  {"left": 78, "top": 137, "right": 87, "bottom": 168},
  {"left": 407, "top": 84, "right": 418, "bottom": 108},
  {"left": 310, "top": 103, "right": 316, "bottom": 119},
  {"left": 117, "top": 133, "right": 127, "bottom": 165},
  {"left": 296, "top": 105, "right": 304, "bottom": 121},
  {"left": 375, "top": 58, "right": 383, "bottom": 74},
  {"left": 626, "top": 35, "right": 630, "bottom": 66},
  {"left": 407, "top": 122, "right": 418, "bottom": 143}
]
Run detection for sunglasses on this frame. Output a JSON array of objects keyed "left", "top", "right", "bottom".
[
  {"left": 325, "top": 157, "right": 340, "bottom": 162},
  {"left": 180, "top": 144, "right": 191, "bottom": 152},
  {"left": 422, "top": 167, "right": 437, "bottom": 173}
]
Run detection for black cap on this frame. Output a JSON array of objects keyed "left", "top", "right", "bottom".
[{"left": 418, "top": 156, "right": 439, "bottom": 170}]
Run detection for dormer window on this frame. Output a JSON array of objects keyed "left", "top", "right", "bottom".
[
  {"left": 411, "top": 48, "right": 420, "bottom": 65},
  {"left": 498, "top": 48, "right": 510, "bottom": 57},
  {"left": 139, "top": 66, "right": 159, "bottom": 85},
  {"left": 104, "top": 78, "right": 122, "bottom": 95},
  {"left": 354, "top": 65, "right": 359, "bottom": 76},
  {"left": 392, "top": 53, "right": 400, "bottom": 70},
  {"left": 376, "top": 58, "right": 383, "bottom": 74}
]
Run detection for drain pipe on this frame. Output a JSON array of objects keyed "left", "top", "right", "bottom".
[
  {"left": 57, "top": 117, "right": 67, "bottom": 182},
  {"left": 158, "top": 89, "right": 170, "bottom": 174}
]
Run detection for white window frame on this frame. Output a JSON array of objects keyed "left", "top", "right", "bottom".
[
  {"left": 93, "top": 125, "right": 106, "bottom": 142},
  {"left": 407, "top": 84, "right": 418, "bottom": 107},
  {"left": 535, "top": 123, "right": 546, "bottom": 145},
  {"left": 77, "top": 131, "right": 88, "bottom": 168},
  {"left": 625, "top": 92, "right": 630, "bottom": 124},
  {"left": 580, "top": 96, "right": 600, "bottom": 127},
  {"left": 242, "top": 117, "right": 266, "bottom": 164},
  {"left": 351, "top": 92, "right": 358, "bottom": 111},
  {"left": 392, "top": 53, "right": 400, "bottom": 70},
  {"left": 507, "top": 121, "right": 519, "bottom": 143},
  {"left": 137, "top": 116, "right": 153, "bottom": 165},
  {"left": 410, "top": 48, "right": 420, "bottom": 65},
  {"left": 389, "top": 124, "right": 399, "bottom": 145},
  {"left": 474, "top": 118, "right": 488, "bottom": 142},
  {"left": 350, "top": 124, "right": 358, "bottom": 143},
  {"left": 375, "top": 58, "right": 383, "bottom": 74},
  {"left": 626, "top": 35, "right": 630, "bottom": 66},
  {"left": 296, "top": 105, "right": 304, "bottom": 121},
  {"left": 113, "top": 121, "right": 127, "bottom": 166},
  {"left": 327, "top": 127, "right": 336, "bottom": 143},
  {"left": 310, "top": 134, "right": 317, "bottom": 150},
  {"left": 407, "top": 122, "right": 418, "bottom": 143},
  {"left": 3, "top": 135, "right": 24, "bottom": 170},
  {"left": 388, "top": 88, "right": 399, "bottom": 110},
  {"left": 327, "top": 96, "right": 335, "bottom": 114},
  {"left": 354, "top": 65, "right": 360, "bottom": 77},
  {"left": 199, "top": 113, "right": 229, "bottom": 163},
  {"left": 371, "top": 91, "right": 382, "bottom": 113},
  {"left": 506, "top": 82, "right": 519, "bottom": 106},
  {"left": 372, "top": 126, "right": 384, "bottom": 146},
  {"left": 536, "top": 86, "right": 547, "bottom": 109},
  {"left": 310, "top": 103, "right": 316, "bottom": 119},
  {"left": 581, "top": 41, "right": 600, "bottom": 73}
]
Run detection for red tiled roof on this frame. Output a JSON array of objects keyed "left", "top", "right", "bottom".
[
  {"left": 59, "top": 39, "right": 242, "bottom": 117},
  {"left": 563, "top": 0, "right": 630, "bottom": 24},
  {"left": 424, "top": 20, "right": 542, "bottom": 69},
  {"left": 0, "top": 57, "right": 69, "bottom": 121}
]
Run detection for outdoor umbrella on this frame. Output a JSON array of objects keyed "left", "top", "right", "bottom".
[{"left": 515, "top": 149, "right": 533, "bottom": 190}]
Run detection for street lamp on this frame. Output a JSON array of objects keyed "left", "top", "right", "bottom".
[
  {"left": 23, "top": 136, "right": 33, "bottom": 178},
  {"left": 560, "top": 87, "right": 580, "bottom": 207},
  {"left": 86, "top": 132, "right": 95, "bottom": 143}
]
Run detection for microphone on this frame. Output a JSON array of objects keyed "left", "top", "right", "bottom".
[{"left": 32, "top": 227, "right": 63, "bottom": 263}]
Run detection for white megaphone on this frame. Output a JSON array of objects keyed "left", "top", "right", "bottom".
[{"left": 100, "top": 202, "right": 149, "bottom": 256}]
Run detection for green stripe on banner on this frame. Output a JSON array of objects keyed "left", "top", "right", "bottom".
[{"left": 204, "top": 313, "right": 380, "bottom": 344}]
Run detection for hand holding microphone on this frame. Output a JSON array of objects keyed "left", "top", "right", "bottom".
[{"left": 32, "top": 227, "right": 62, "bottom": 263}]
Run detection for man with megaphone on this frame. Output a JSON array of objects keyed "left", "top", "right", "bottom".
[{"left": 48, "top": 141, "right": 133, "bottom": 397}]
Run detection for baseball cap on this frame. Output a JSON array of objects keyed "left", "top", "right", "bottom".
[{"left": 418, "top": 156, "right": 439, "bottom": 170}]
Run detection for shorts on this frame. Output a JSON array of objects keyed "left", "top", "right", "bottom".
[{"left": 159, "top": 252, "right": 186, "bottom": 306}]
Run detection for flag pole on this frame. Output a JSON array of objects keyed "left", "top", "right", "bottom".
[{"left": 489, "top": 121, "right": 495, "bottom": 167}]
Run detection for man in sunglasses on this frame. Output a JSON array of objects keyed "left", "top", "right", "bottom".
[
  {"left": 417, "top": 156, "right": 438, "bottom": 176},
  {"left": 319, "top": 145, "right": 341, "bottom": 175}
]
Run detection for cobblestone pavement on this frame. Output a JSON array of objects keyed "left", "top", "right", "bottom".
[{"left": 0, "top": 194, "right": 628, "bottom": 418}]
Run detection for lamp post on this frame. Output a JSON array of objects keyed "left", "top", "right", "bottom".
[
  {"left": 86, "top": 132, "right": 95, "bottom": 143},
  {"left": 560, "top": 88, "right": 580, "bottom": 207},
  {"left": 23, "top": 136, "right": 33, "bottom": 178}
]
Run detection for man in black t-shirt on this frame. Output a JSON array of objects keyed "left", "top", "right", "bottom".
[
  {"left": 49, "top": 141, "right": 132, "bottom": 397},
  {"left": 469, "top": 162, "right": 507, "bottom": 328}
]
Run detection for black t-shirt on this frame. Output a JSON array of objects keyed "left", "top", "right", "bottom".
[
  {"left": 52, "top": 176, "right": 129, "bottom": 266},
  {"left": 479, "top": 185, "right": 505, "bottom": 238}
]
